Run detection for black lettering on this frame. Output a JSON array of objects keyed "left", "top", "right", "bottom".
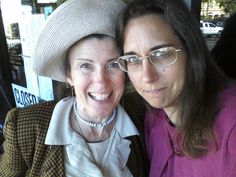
[
  {"left": 24, "top": 91, "right": 29, "bottom": 106},
  {"left": 14, "top": 88, "right": 20, "bottom": 104},
  {"left": 31, "top": 95, "right": 37, "bottom": 104},
  {"left": 20, "top": 90, "right": 26, "bottom": 106}
]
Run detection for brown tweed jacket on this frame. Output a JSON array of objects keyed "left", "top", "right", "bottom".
[{"left": 0, "top": 92, "right": 149, "bottom": 177}]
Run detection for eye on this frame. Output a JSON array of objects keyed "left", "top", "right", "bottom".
[
  {"left": 127, "top": 55, "right": 140, "bottom": 64},
  {"left": 107, "top": 61, "right": 119, "bottom": 69},
  {"left": 80, "top": 63, "right": 93, "bottom": 69},
  {"left": 79, "top": 63, "right": 94, "bottom": 73},
  {"left": 154, "top": 50, "right": 168, "bottom": 57},
  {"left": 150, "top": 48, "right": 172, "bottom": 59}
]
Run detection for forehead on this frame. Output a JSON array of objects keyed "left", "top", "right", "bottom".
[
  {"left": 124, "top": 14, "right": 182, "bottom": 52},
  {"left": 68, "top": 37, "right": 120, "bottom": 61}
]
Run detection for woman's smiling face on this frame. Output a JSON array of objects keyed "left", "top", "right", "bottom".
[{"left": 67, "top": 36, "right": 125, "bottom": 120}]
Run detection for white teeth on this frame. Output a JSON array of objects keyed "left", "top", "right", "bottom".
[{"left": 90, "top": 93, "right": 110, "bottom": 101}]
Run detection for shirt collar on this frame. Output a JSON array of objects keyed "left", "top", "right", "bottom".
[
  {"left": 45, "top": 97, "right": 74, "bottom": 145},
  {"left": 45, "top": 97, "right": 139, "bottom": 145},
  {"left": 115, "top": 104, "right": 139, "bottom": 138}
]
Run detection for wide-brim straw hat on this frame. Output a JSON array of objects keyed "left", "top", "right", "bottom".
[{"left": 33, "top": 0, "right": 125, "bottom": 82}]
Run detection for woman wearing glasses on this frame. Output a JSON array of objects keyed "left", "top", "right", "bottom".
[{"left": 116, "top": 0, "right": 236, "bottom": 176}]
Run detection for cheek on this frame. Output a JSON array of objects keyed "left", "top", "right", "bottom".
[
  {"left": 128, "top": 72, "right": 141, "bottom": 89},
  {"left": 175, "top": 58, "right": 186, "bottom": 85},
  {"left": 111, "top": 73, "right": 125, "bottom": 98},
  {"left": 70, "top": 73, "right": 90, "bottom": 95},
  {"left": 115, "top": 74, "right": 126, "bottom": 90},
  {"left": 73, "top": 74, "right": 86, "bottom": 84},
  {"left": 73, "top": 81, "right": 88, "bottom": 97},
  {"left": 167, "top": 62, "right": 185, "bottom": 93}
]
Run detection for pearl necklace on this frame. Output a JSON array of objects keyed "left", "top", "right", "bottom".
[{"left": 73, "top": 98, "right": 116, "bottom": 128}]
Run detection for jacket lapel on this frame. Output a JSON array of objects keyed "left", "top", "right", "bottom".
[
  {"left": 41, "top": 145, "right": 65, "bottom": 176},
  {"left": 126, "top": 135, "right": 149, "bottom": 177}
]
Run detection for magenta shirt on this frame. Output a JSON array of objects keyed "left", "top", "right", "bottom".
[{"left": 145, "top": 85, "right": 236, "bottom": 177}]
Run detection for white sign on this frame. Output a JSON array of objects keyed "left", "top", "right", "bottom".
[
  {"left": 12, "top": 83, "right": 39, "bottom": 107},
  {"left": 19, "top": 14, "right": 45, "bottom": 57},
  {"left": 37, "top": 0, "right": 57, "bottom": 3}
]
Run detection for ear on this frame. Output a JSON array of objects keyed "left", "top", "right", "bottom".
[{"left": 66, "top": 77, "right": 74, "bottom": 87}]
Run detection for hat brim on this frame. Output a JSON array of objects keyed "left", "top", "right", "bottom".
[{"left": 33, "top": 0, "right": 124, "bottom": 82}]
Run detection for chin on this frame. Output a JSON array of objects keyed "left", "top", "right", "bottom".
[{"left": 149, "top": 101, "right": 163, "bottom": 109}]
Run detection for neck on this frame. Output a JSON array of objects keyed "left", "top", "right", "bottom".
[
  {"left": 72, "top": 98, "right": 116, "bottom": 142},
  {"left": 164, "top": 107, "right": 179, "bottom": 126},
  {"left": 72, "top": 114, "right": 115, "bottom": 143},
  {"left": 73, "top": 98, "right": 116, "bottom": 128}
]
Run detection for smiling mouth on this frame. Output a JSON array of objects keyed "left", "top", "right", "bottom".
[{"left": 88, "top": 92, "right": 112, "bottom": 101}]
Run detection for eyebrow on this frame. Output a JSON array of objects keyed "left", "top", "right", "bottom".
[
  {"left": 124, "top": 43, "right": 174, "bottom": 56},
  {"left": 74, "top": 58, "right": 93, "bottom": 62},
  {"left": 74, "top": 57, "right": 119, "bottom": 62}
]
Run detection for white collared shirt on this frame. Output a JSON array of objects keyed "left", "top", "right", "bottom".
[{"left": 45, "top": 97, "right": 138, "bottom": 177}]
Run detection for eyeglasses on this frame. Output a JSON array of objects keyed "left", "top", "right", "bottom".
[{"left": 117, "top": 46, "right": 182, "bottom": 72}]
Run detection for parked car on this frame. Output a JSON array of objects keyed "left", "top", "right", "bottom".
[
  {"left": 215, "top": 20, "right": 225, "bottom": 28},
  {"left": 211, "top": 18, "right": 227, "bottom": 27},
  {"left": 200, "top": 21, "right": 223, "bottom": 37}
]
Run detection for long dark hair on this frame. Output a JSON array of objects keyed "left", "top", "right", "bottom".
[{"left": 116, "top": 0, "right": 229, "bottom": 157}]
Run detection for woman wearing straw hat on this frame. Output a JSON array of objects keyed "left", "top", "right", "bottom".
[{"left": 0, "top": 0, "right": 148, "bottom": 176}]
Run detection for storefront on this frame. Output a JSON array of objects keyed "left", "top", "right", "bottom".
[{"left": 1, "top": 0, "right": 68, "bottom": 110}]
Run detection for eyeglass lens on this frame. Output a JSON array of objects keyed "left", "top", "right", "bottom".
[{"left": 118, "top": 47, "right": 180, "bottom": 72}]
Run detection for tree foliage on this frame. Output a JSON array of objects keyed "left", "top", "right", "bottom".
[
  {"left": 124, "top": 0, "right": 236, "bottom": 15},
  {"left": 122, "top": 0, "right": 129, "bottom": 3},
  {"left": 215, "top": 0, "right": 236, "bottom": 14}
]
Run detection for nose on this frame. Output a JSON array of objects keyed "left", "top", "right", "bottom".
[
  {"left": 142, "top": 59, "right": 159, "bottom": 83},
  {"left": 94, "top": 68, "right": 109, "bottom": 86}
]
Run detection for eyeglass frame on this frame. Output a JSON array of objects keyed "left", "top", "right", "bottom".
[{"left": 117, "top": 46, "right": 182, "bottom": 72}]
